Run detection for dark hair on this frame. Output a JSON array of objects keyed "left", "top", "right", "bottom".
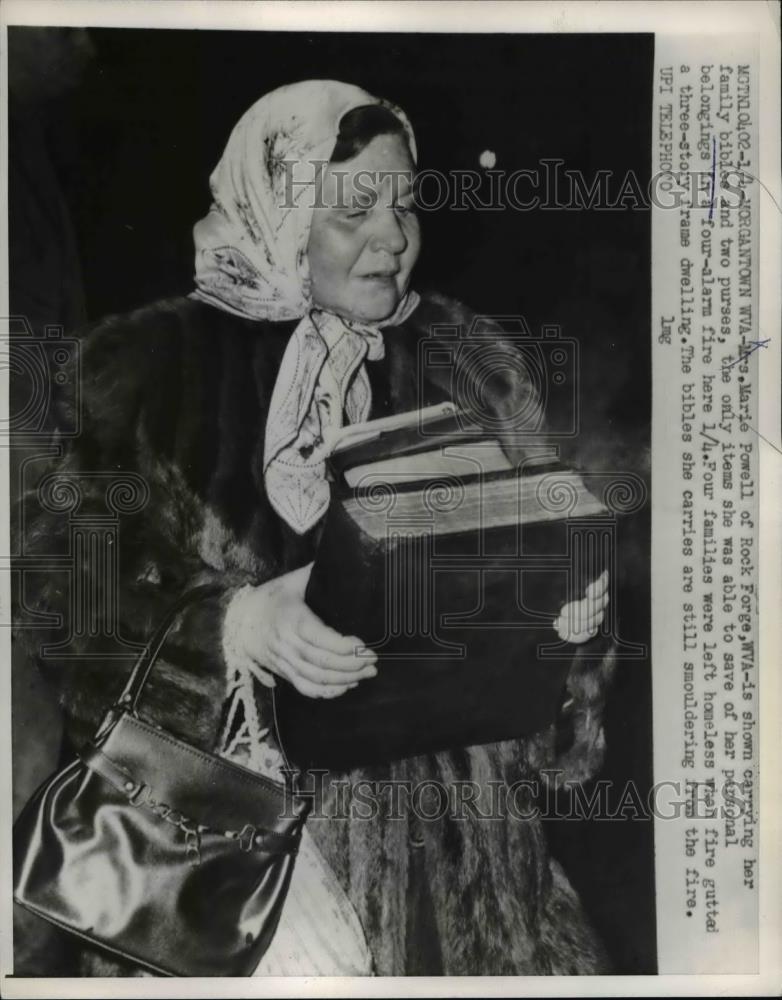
[{"left": 330, "top": 104, "right": 409, "bottom": 163}]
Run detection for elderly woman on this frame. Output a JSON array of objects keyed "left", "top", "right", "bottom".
[{"left": 18, "top": 80, "right": 613, "bottom": 976}]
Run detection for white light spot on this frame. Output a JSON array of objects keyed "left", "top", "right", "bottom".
[{"left": 479, "top": 149, "right": 497, "bottom": 169}]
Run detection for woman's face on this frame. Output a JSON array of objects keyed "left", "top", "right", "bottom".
[{"left": 307, "top": 132, "right": 420, "bottom": 323}]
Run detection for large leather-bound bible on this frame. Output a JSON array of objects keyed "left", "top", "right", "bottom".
[{"left": 274, "top": 407, "right": 614, "bottom": 771}]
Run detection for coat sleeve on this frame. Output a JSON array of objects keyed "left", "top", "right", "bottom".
[{"left": 14, "top": 306, "right": 263, "bottom": 752}]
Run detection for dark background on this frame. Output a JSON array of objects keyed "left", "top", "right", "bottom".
[{"left": 9, "top": 27, "right": 655, "bottom": 974}]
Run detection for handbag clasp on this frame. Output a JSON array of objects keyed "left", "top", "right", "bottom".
[
  {"left": 128, "top": 784, "right": 149, "bottom": 807},
  {"left": 180, "top": 819, "right": 203, "bottom": 867},
  {"left": 238, "top": 824, "right": 257, "bottom": 852}
]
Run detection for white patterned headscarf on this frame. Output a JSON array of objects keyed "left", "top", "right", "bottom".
[{"left": 192, "top": 80, "right": 419, "bottom": 533}]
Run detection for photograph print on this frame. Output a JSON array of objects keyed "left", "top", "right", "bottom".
[{"left": 7, "top": 23, "right": 655, "bottom": 980}]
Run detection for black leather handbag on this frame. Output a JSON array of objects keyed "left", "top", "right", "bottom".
[{"left": 13, "top": 585, "right": 311, "bottom": 977}]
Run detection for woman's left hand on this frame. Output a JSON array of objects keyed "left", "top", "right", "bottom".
[{"left": 554, "top": 569, "right": 609, "bottom": 644}]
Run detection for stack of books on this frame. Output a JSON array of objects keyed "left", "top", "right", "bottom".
[{"left": 275, "top": 406, "right": 612, "bottom": 770}]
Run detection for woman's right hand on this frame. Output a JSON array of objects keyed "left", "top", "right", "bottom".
[{"left": 233, "top": 563, "right": 378, "bottom": 698}]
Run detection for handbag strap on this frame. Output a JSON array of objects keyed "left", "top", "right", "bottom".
[
  {"left": 117, "top": 583, "right": 225, "bottom": 713},
  {"left": 112, "top": 582, "right": 306, "bottom": 792}
]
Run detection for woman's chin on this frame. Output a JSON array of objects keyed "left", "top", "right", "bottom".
[
  {"left": 346, "top": 287, "right": 402, "bottom": 324},
  {"left": 313, "top": 282, "right": 405, "bottom": 325}
]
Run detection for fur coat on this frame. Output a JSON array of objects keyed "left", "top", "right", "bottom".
[{"left": 14, "top": 291, "right": 614, "bottom": 976}]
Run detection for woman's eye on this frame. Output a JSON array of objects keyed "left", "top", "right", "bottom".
[
  {"left": 395, "top": 202, "right": 417, "bottom": 217},
  {"left": 345, "top": 209, "right": 369, "bottom": 220}
]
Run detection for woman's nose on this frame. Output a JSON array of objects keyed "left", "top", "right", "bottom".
[{"left": 369, "top": 207, "right": 407, "bottom": 256}]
